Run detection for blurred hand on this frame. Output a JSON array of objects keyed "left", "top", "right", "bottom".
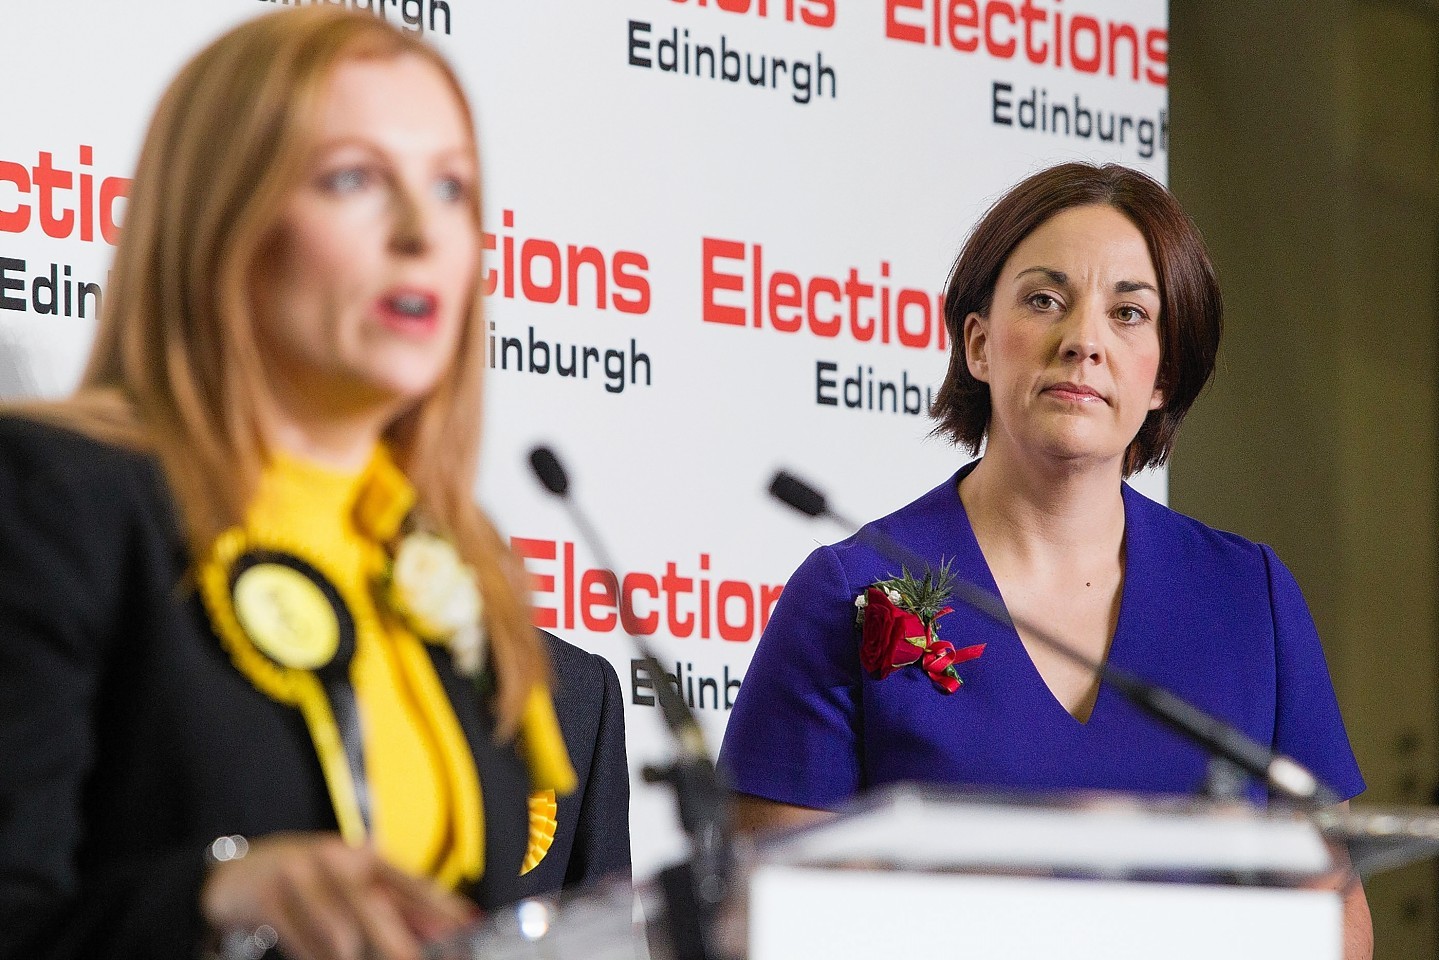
[{"left": 199, "top": 832, "right": 478, "bottom": 960}]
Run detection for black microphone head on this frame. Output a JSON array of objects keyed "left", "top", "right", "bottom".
[
  {"left": 769, "top": 470, "right": 827, "bottom": 518},
  {"left": 529, "top": 446, "right": 569, "bottom": 497}
]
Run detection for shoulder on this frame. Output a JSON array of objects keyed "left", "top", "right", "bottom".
[
  {"left": 535, "top": 632, "right": 627, "bottom": 815},
  {"left": 540, "top": 631, "right": 623, "bottom": 733},
  {"left": 867, "top": 469, "right": 969, "bottom": 541},
  {"left": 813, "top": 469, "right": 971, "bottom": 589},
  {"left": 0, "top": 411, "right": 159, "bottom": 495},
  {"left": 0, "top": 412, "right": 180, "bottom": 584},
  {"left": 541, "top": 630, "right": 619, "bottom": 689},
  {"left": 0, "top": 414, "right": 176, "bottom": 666},
  {"left": 1121, "top": 482, "right": 1275, "bottom": 574}
]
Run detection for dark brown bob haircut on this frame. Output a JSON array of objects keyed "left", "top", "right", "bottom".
[{"left": 931, "top": 162, "right": 1222, "bottom": 475}]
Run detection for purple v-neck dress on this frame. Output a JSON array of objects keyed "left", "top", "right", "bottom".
[{"left": 719, "top": 464, "right": 1364, "bottom": 807}]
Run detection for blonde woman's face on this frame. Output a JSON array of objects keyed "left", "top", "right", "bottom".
[{"left": 252, "top": 54, "right": 479, "bottom": 426}]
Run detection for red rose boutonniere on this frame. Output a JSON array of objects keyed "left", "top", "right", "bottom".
[{"left": 855, "top": 562, "right": 985, "bottom": 694}]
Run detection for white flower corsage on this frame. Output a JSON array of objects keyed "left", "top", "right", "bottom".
[{"left": 385, "top": 531, "right": 486, "bottom": 676}]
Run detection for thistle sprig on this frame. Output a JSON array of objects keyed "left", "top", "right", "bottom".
[{"left": 872, "top": 561, "right": 957, "bottom": 623}]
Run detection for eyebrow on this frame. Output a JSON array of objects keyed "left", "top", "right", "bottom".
[
  {"left": 312, "top": 137, "right": 474, "bottom": 165},
  {"left": 1015, "top": 266, "right": 1069, "bottom": 286},
  {"left": 1014, "top": 267, "right": 1157, "bottom": 296},
  {"left": 1114, "top": 279, "right": 1158, "bottom": 295}
]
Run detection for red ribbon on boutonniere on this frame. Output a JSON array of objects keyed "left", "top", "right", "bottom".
[
  {"left": 855, "top": 566, "right": 985, "bottom": 694},
  {"left": 920, "top": 635, "right": 988, "bottom": 693}
]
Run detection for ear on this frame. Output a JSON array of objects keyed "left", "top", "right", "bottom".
[
  {"left": 964, "top": 312, "right": 989, "bottom": 383},
  {"left": 1149, "top": 380, "right": 1165, "bottom": 411}
]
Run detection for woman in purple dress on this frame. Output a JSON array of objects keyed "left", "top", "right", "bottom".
[{"left": 719, "top": 162, "right": 1370, "bottom": 957}]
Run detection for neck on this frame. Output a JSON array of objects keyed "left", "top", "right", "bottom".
[
  {"left": 262, "top": 377, "right": 408, "bottom": 470},
  {"left": 960, "top": 440, "right": 1127, "bottom": 567},
  {"left": 266, "top": 408, "right": 389, "bottom": 471}
]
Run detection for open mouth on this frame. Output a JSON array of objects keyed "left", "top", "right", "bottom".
[
  {"left": 387, "top": 292, "right": 435, "bottom": 319},
  {"left": 378, "top": 290, "right": 439, "bottom": 332}
]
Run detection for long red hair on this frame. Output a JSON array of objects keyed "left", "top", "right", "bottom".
[{"left": 25, "top": 7, "right": 544, "bottom": 736}]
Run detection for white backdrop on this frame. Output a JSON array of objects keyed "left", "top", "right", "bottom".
[{"left": 1, "top": 0, "right": 1169, "bottom": 878}]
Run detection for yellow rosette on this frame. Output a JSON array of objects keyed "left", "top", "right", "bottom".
[
  {"left": 520, "top": 789, "right": 559, "bottom": 875},
  {"left": 199, "top": 529, "right": 370, "bottom": 845}
]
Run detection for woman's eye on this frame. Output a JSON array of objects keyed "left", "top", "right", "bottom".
[
  {"left": 1028, "top": 293, "right": 1059, "bottom": 310},
  {"left": 1116, "top": 305, "right": 1149, "bottom": 324},
  {"left": 320, "top": 166, "right": 372, "bottom": 194},
  {"left": 434, "top": 176, "right": 468, "bottom": 203}
]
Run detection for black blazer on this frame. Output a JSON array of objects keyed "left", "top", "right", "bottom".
[
  {"left": 0, "top": 417, "right": 532, "bottom": 960},
  {"left": 518, "top": 633, "right": 631, "bottom": 897}
]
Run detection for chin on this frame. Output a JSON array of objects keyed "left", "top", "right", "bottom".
[
  {"left": 1032, "top": 429, "right": 1131, "bottom": 466},
  {"left": 378, "top": 380, "right": 446, "bottom": 409},
  {"left": 338, "top": 370, "right": 443, "bottom": 416},
  {"left": 364, "top": 355, "right": 452, "bottom": 398}
]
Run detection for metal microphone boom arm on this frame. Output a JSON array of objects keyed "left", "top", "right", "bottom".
[{"left": 530, "top": 447, "right": 733, "bottom": 960}]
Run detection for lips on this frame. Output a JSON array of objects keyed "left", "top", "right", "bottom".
[
  {"left": 376, "top": 288, "right": 440, "bottom": 335},
  {"left": 1043, "top": 381, "right": 1105, "bottom": 403}
]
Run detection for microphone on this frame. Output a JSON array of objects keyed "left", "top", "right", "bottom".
[
  {"left": 768, "top": 471, "right": 825, "bottom": 518},
  {"left": 528, "top": 446, "right": 732, "bottom": 960},
  {"left": 529, "top": 447, "right": 706, "bottom": 758},
  {"left": 529, "top": 446, "right": 568, "bottom": 497},
  {"left": 768, "top": 469, "right": 1338, "bottom": 809}
]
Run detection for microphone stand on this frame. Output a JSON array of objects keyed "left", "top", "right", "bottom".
[
  {"left": 531, "top": 448, "right": 733, "bottom": 960},
  {"left": 768, "top": 470, "right": 1338, "bottom": 810}
]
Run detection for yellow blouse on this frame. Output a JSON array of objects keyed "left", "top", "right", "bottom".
[{"left": 198, "top": 448, "right": 574, "bottom": 887}]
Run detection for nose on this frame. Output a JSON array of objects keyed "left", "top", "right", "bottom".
[
  {"left": 388, "top": 186, "right": 429, "bottom": 256},
  {"left": 1058, "top": 300, "right": 1104, "bottom": 364}
]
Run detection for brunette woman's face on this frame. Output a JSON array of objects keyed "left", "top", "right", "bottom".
[
  {"left": 252, "top": 54, "right": 479, "bottom": 425},
  {"left": 964, "top": 204, "right": 1164, "bottom": 470}
]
